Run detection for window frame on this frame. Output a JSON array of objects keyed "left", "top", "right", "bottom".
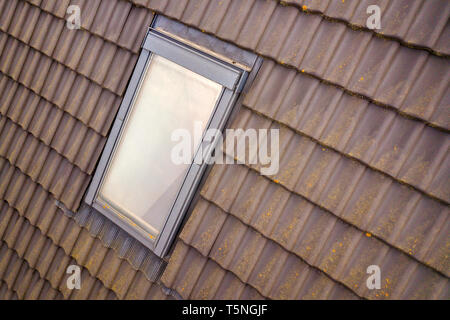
[{"left": 85, "top": 17, "right": 258, "bottom": 257}]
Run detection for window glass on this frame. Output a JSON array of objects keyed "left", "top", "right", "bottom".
[{"left": 98, "top": 54, "right": 222, "bottom": 238}]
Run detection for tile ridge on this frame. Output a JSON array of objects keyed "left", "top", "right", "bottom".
[{"left": 277, "top": 0, "right": 450, "bottom": 57}]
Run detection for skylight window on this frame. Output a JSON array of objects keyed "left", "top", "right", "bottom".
[
  {"left": 85, "top": 16, "right": 259, "bottom": 257},
  {"left": 98, "top": 55, "right": 222, "bottom": 239}
]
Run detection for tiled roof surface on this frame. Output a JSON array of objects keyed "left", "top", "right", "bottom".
[{"left": 0, "top": 0, "right": 449, "bottom": 300}]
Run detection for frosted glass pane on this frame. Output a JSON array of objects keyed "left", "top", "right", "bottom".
[{"left": 98, "top": 54, "right": 222, "bottom": 238}]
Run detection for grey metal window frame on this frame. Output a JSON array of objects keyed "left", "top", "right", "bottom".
[{"left": 84, "top": 17, "right": 259, "bottom": 258}]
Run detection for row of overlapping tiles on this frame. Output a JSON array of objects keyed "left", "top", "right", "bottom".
[
  {"left": 162, "top": 200, "right": 361, "bottom": 300},
  {"left": 281, "top": 0, "right": 449, "bottom": 55}
]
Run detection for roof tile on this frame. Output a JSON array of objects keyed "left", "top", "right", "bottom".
[
  {"left": 370, "top": 115, "right": 425, "bottom": 177},
  {"left": 117, "top": 6, "right": 153, "bottom": 52},
  {"left": 7, "top": 1, "right": 40, "bottom": 43},
  {"left": 301, "top": 20, "right": 347, "bottom": 77},
  {"left": 96, "top": 249, "right": 124, "bottom": 289},
  {"left": 395, "top": 197, "right": 448, "bottom": 273},
  {"left": 347, "top": 37, "right": 399, "bottom": 98},
  {"left": 434, "top": 20, "right": 450, "bottom": 54},
  {"left": 276, "top": 73, "right": 321, "bottom": 128},
  {"left": 405, "top": 0, "right": 450, "bottom": 50},
  {"left": 296, "top": 84, "right": 343, "bottom": 140},
  {"left": 190, "top": 258, "right": 227, "bottom": 300},
  {"left": 76, "top": 35, "right": 105, "bottom": 78},
  {"left": 124, "top": 271, "right": 154, "bottom": 300},
  {"left": 90, "top": 0, "right": 120, "bottom": 37},
  {"left": 0, "top": 0, "right": 19, "bottom": 32},
  {"left": 373, "top": 40, "right": 428, "bottom": 109},
  {"left": 269, "top": 195, "right": 313, "bottom": 251},
  {"left": 400, "top": 55, "right": 450, "bottom": 123},
  {"left": 167, "top": 242, "right": 208, "bottom": 299},
  {"left": 237, "top": 0, "right": 277, "bottom": 50},
  {"left": 110, "top": 260, "right": 138, "bottom": 299},
  {"left": 209, "top": 214, "right": 248, "bottom": 270},
  {"left": 179, "top": 198, "right": 228, "bottom": 257},
  {"left": 181, "top": 0, "right": 210, "bottom": 27},
  {"left": 340, "top": 169, "right": 391, "bottom": 228},
  {"left": 293, "top": 145, "right": 340, "bottom": 202},
  {"left": 148, "top": 0, "right": 169, "bottom": 13},
  {"left": 226, "top": 224, "right": 267, "bottom": 282},
  {"left": 54, "top": 28, "right": 91, "bottom": 70},
  {"left": 247, "top": 240, "right": 289, "bottom": 296},
  {"left": 216, "top": 0, "right": 254, "bottom": 43},
  {"left": 318, "top": 156, "right": 365, "bottom": 216},
  {"left": 344, "top": 103, "right": 396, "bottom": 162},
  {"left": 213, "top": 271, "right": 246, "bottom": 299},
  {"left": 31, "top": 11, "right": 65, "bottom": 57},
  {"left": 397, "top": 126, "right": 449, "bottom": 197},
  {"left": 197, "top": 0, "right": 231, "bottom": 34},
  {"left": 229, "top": 169, "right": 270, "bottom": 224},
  {"left": 323, "top": 28, "right": 372, "bottom": 87},
  {"left": 74, "top": 0, "right": 102, "bottom": 30},
  {"left": 256, "top": 5, "right": 298, "bottom": 59},
  {"left": 102, "top": 48, "right": 136, "bottom": 94}
]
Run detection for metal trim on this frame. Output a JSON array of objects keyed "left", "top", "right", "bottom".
[{"left": 143, "top": 30, "right": 242, "bottom": 89}]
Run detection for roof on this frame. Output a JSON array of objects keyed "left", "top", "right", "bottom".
[{"left": 0, "top": 0, "right": 449, "bottom": 300}]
